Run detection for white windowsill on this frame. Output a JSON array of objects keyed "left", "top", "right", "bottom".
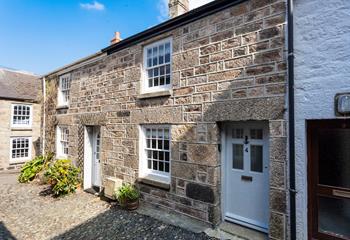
[
  {"left": 138, "top": 90, "right": 172, "bottom": 99},
  {"left": 138, "top": 174, "right": 170, "bottom": 190}
]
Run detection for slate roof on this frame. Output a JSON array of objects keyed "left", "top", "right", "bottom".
[{"left": 0, "top": 68, "right": 40, "bottom": 102}]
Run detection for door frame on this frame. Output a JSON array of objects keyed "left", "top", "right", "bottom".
[
  {"left": 221, "top": 121, "right": 270, "bottom": 233},
  {"left": 307, "top": 119, "right": 350, "bottom": 240},
  {"left": 83, "top": 125, "right": 101, "bottom": 190}
]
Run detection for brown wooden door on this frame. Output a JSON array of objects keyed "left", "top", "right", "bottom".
[{"left": 308, "top": 120, "right": 350, "bottom": 240}]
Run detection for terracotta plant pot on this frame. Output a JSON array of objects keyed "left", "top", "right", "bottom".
[{"left": 124, "top": 199, "right": 139, "bottom": 210}]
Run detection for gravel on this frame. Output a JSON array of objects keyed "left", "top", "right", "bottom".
[{"left": 0, "top": 173, "right": 214, "bottom": 240}]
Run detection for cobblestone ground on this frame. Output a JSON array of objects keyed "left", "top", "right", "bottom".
[{"left": 0, "top": 172, "right": 214, "bottom": 240}]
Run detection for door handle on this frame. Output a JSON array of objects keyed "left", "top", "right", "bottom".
[
  {"left": 241, "top": 175, "right": 253, "bottom": 182},
  {"left": 333, "top": 190, "right": 350, "bottom": 199}
]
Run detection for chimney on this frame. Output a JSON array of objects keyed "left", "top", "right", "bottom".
[
  {"left": 110, "top": 32, "right": 122, "bottom": 45},
  {"left": 169, "top": 0, "right": 189, "bottom": 18}
]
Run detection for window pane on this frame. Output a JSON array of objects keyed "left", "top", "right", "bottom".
[
  {"left": 232, "top": 129, "right": 243, "bottom": 139},
  {"left": 153, "top": 161, "right": 158, "bottom": 170},
  {"left": 232, "top": 144, "right": 243, "bottom": 170},
  {"left": 158, "top": 140, "right": 163, "bottom": 149},
  {"left": 164, "top": 129, "right": 169, "bottom": 139},
  {"left": 159, "top": 161, "right": 164, "bottom": 172},
  {"left": 318, "top": 197, "right": 350, "bottom": 238},
  {"left": 250, "top": 129, "right": 263, "bottom": 139},
  {"left": 164, "top": 140, "right": 169, "bottom": 150},
  {"left": 166, "top": 75, "right": 171, "bottom": 85},
  {"left": 160, "top": 76, "right": 165, "bottom": 85},
  {"left": 147, "top": 48, "right": 152, "bottom": 58},
  {"left": 319, "top": 129, "right": 350, "bottom": 188},
  {"left": 165, "top": 43, "right": 171, "bottom": 63},
  {"left": 153, "top": 47, "right": 158, "bottom": 66},
  {"left": 165, "top": 162, "right": 169, "bottom": 172},
  {"left": 166, "top": 64, "right": 171, "bottom": 74},
  {"left": 154, "top": 77, "right": 159, "bottom": 86},
  {"left": 152, "top": 139, "right": 157, "bottom": 148},
  {"left": 165, "top": 152, "right": 170, "bottom": 162},
  {"left": 251, "top": 145, "right": 263, "bottom": 172}
]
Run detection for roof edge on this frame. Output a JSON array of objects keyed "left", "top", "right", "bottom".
[
  {"left": 42, "top": 51, "right": 106, "bottom": 78},
  {"left": 102, "top": 0, "right": 246, "bottom": 55}
]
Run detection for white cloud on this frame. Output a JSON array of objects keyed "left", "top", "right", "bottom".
[
  {"left": 157, "top": 0, "right": 169, "bottom": 22},
  {"left": 189, "top": 0, "right": 214, "bottom": 10},
  {"left": 80, "top": 1, "right": 105, "bottom": 11}
]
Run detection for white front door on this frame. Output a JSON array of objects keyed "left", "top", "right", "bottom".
[
  {"left": 223, "top": 122, "right": 269, "bottom": 232},
  {"left": 92, "top": 127, "right": 101, "bottom": 187}
]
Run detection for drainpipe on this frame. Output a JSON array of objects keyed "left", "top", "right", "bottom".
[
  {"left": 42, "top": 77, "right": 46, "bottom": 155},
  {"left": 287, "top": 0, "right": 296, "bottom": 239}
]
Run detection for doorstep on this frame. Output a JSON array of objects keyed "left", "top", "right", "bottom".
[{"left": 218, "top": 221, "right": 268, "bottom": 240}]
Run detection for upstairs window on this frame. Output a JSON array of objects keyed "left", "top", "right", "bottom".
[
  {"left": 11, "top": 104, "right": 32, "bottom": 128},
  {"left": 143, "top": 38, "right": 172, "bottom": 93},
  {"left": 10, "top": 137, "right": 31, "bottom": 162},
  {"left": 56, "top": 126, "right": 69, "bottom": 158},
  {"left": 58, "top": 73, "right": 71, "bottom": 106}
]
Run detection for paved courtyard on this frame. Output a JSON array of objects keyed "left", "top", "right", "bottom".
[{"left": 0, "top": 172, "right": 214, "bottom": 240}]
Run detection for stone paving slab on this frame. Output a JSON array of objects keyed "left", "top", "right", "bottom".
[{"left": 0, "top": 173, "right": 215, "bottom": 240}]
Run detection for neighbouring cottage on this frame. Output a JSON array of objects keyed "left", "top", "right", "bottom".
[
  {"left": 0, "top": 68, "right": 41, "bottom": 171},
  {"left": 294, "top": 0, "right": 350, "bottom": 239},
  {"left": 42, "top": 0, "right": 288, "bottom": 239}
]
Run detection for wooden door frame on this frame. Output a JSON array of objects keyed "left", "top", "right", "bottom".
[{"left": 307, "top": 119, "right": 350, "bottom": 240}]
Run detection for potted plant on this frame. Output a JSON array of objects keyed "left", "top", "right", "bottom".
[{"left": 115, "top": 183, "right": 140, "bottom": 210}]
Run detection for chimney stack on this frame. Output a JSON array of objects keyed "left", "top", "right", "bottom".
[
  {"left": 110, "top": 32, "right": 122, "bottom": 45},
  {"left": 169, "top": 0, "right": 189, "bottom": 18}
]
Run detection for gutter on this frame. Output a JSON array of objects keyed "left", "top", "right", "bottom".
[
  {"left": 102, "top": 0, "right": 246, "bottom": 55},
  {"left": 287, "top": 0, "right": 296, "bottom": 239}
]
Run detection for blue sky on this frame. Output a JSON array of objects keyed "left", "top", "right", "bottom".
[{"left": 0, "top": 0, "right": 212, "bottom": 75}]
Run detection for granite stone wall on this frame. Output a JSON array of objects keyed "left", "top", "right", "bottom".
[{"left": 44, "top": 0, "right": 288, "bottom": 238}]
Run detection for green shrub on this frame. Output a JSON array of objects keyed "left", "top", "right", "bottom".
[
  {"left": 18, "top": 153, "right": 54, "bottom": 183},
  {"left": 115, "top": 183, "right": 140, "bottom": 204},
  {"left": 45, "top": 159, "right": 81, "bottom": 197}
]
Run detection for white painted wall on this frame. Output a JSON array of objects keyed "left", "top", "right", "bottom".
[{"left": 294, "top": 0, "right": 350, "bottom": 239}]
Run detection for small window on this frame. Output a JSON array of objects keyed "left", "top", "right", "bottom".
[
  {"left": 250, "top": 129, "right": 263, "bottom": 140},
  {"left": 232, "top": 128, "right": 244, "bottom": 139},
  {"left": 58, "top": 73, "right": 71, "bottom": 106},
  {"left": 232, "top": 144, "right": 244, "bottom": 170},
  {"left": 251, "top": 145, "right": 263, "bottom": 172},
  {"left": 141, "top": 126, "right": 171, "bottom": 180},
  {"left": 11, "top": 104, "right": 32, "bottom": 128},
  {"left": 10, "top": 137, "right": 31, "bottom": 162},
  {"left": 56, "top": 126, "right": 69, "bottom": 158},
  {"left": 143, "top": 38, "right": 172, "bottom": 93}
]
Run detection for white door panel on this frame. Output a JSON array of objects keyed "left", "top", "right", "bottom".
[
  {"left": 224, "top": 122, "right": 269, "bottom": 232},
  {"left": 92, "top": 127, "right": 101, "bottom": 187}
]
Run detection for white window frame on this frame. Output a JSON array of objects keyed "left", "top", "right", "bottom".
[
  {"left": 10, "top": 137, "right": 32, "bottom": 163},
  {"left": 58, "top": 73, "right": 71, "bottom": 107},
  {"left": 11, "top": 104, "right": 33, "bottom": 128},
  {"left": 142, "top": 38, "right": 172, "bottom": 94},
  {"left": 56, "top": 126, "right": 69, "bottom": 159},
  {"left": 139, "top": 125, "right": 171, "bottom": 183}
]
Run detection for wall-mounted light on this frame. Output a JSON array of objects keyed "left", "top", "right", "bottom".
[{"left": 335, "top": 93, "right": 350, "bottom": 115}]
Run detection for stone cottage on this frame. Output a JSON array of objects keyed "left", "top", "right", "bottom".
[
  {"left": 42, "top": 0, "right": 288, "bottom": 239},
  {"left": 293, "top": 0, "right": 350, "bottom": 239},
  {"left": 0, "top": 68, "right": 41, "bottom": 171}
]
